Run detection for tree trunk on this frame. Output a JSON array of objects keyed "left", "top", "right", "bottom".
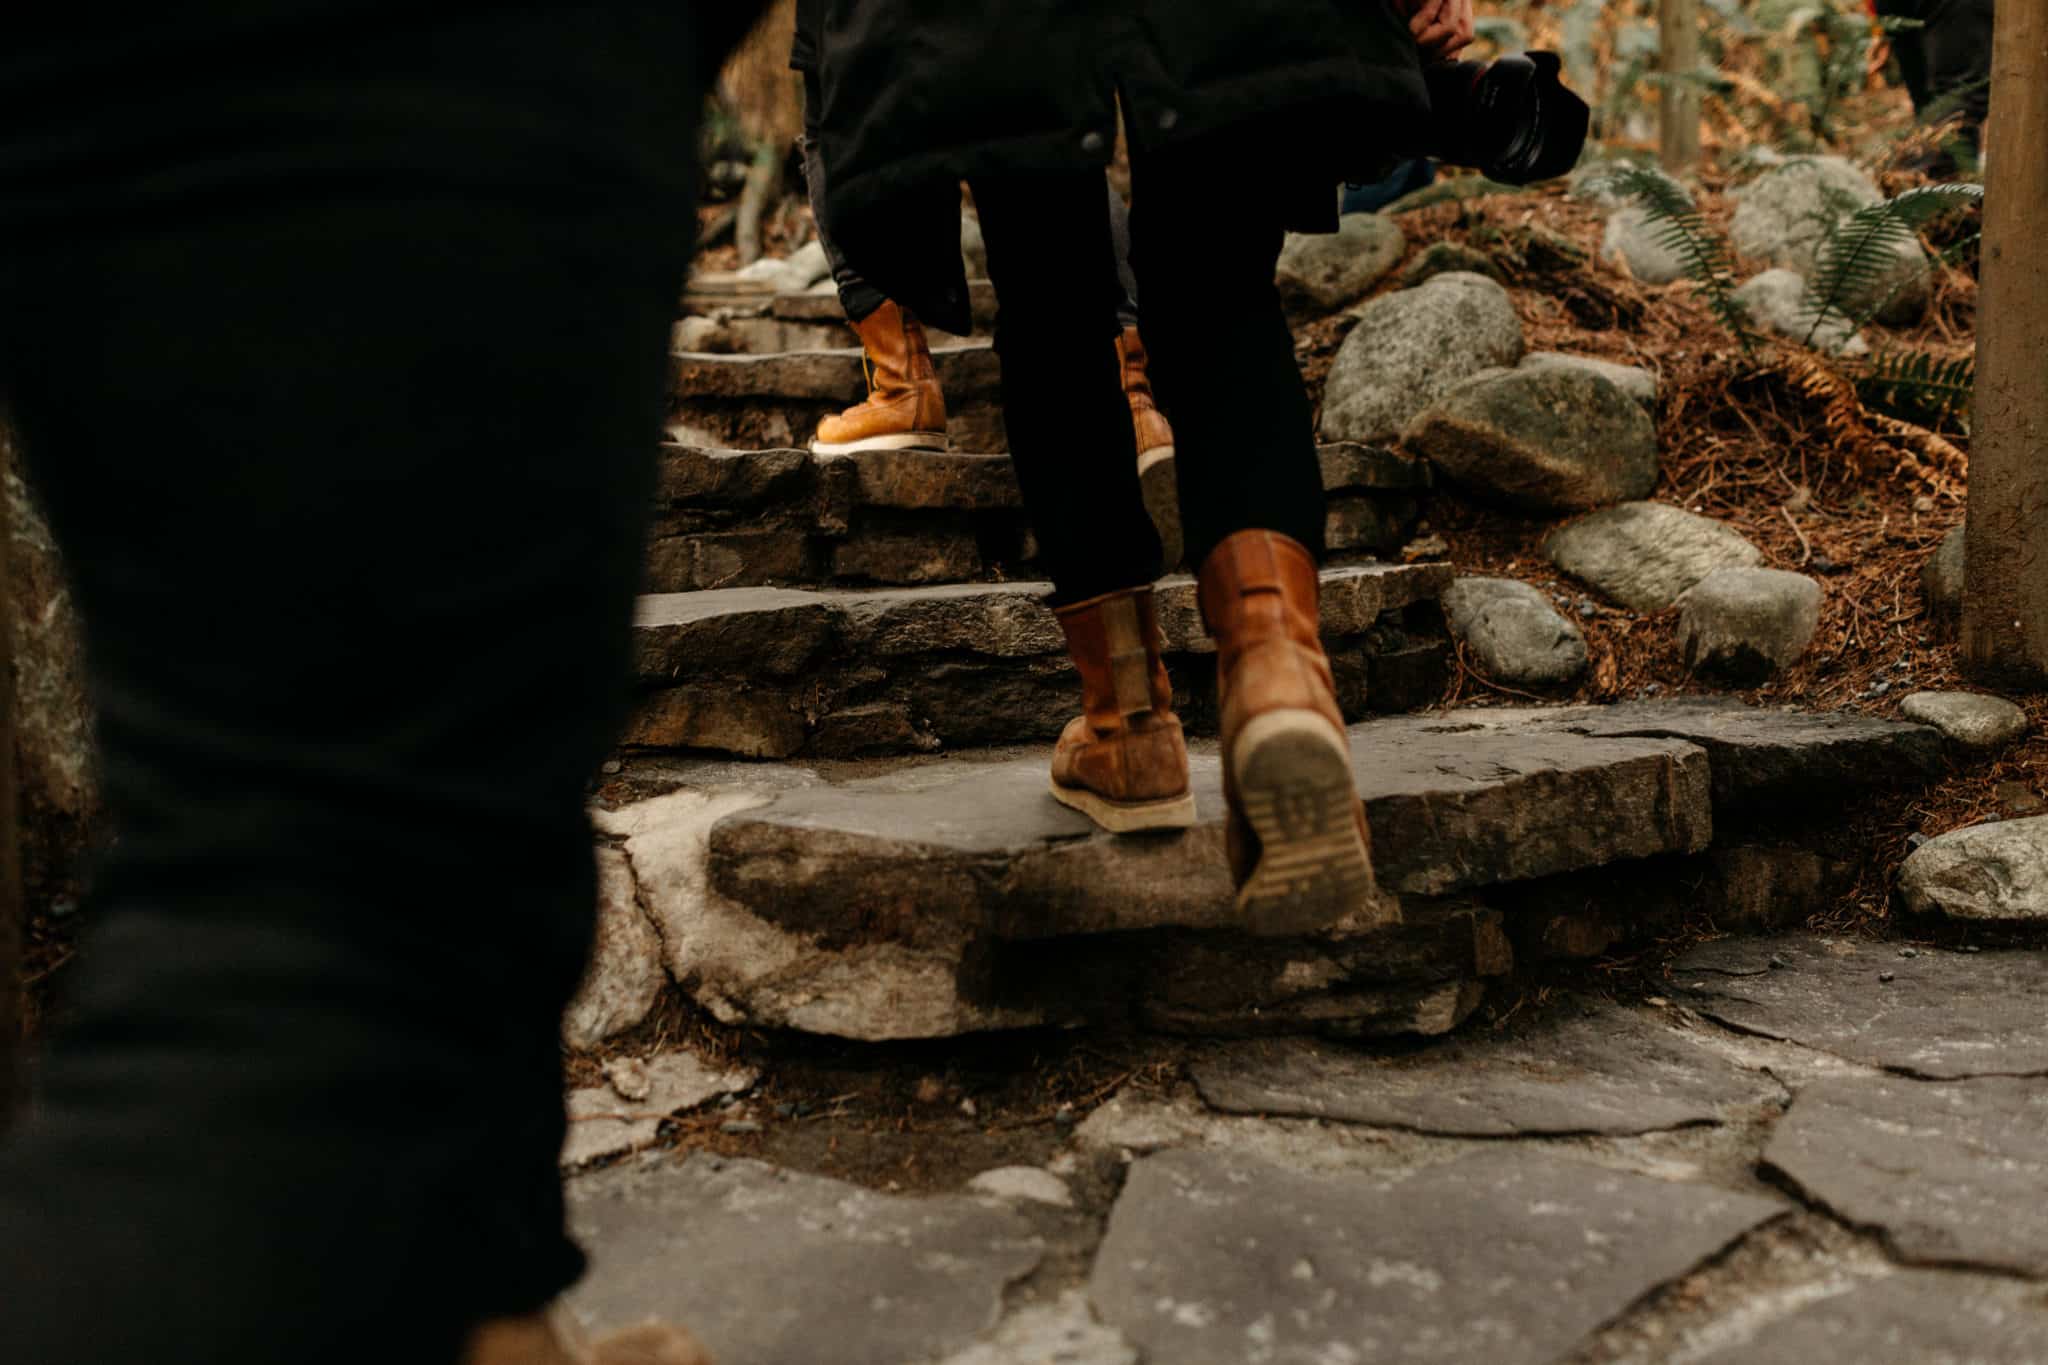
[
  {"left": 1962, "top": 0, "right": 2048, "bottom": 684},
  {"left": 1659, "top": 0, "right": 1702, "bottom": 171},
  {"left": 0, "top": 418, "right": 21, "bottom": 1128}
]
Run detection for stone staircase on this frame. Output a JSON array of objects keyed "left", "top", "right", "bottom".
[{"left": 578, "top": 287, "right": 1956, "bottom": 1051}]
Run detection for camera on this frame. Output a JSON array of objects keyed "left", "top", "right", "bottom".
[{"left": 1416, "top": 52, "right": 1590, "bottom": 185}]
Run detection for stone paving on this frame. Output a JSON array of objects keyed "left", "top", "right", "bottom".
[{"left": 560, "top": 933, "right": 2048, "bottom": 1364}]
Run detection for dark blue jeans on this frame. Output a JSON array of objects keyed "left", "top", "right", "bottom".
[{"left": 0, "top": 7, "right": 722, "bottom": 1361}]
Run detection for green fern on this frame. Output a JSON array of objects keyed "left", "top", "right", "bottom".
[
  {"left": 1857, "top": 348, "right": 1975, "bottom": 429},
  {"left": 1802, "top": 182, "right": 1982, "bottom": 344},
  {"left": 1587, "top": 163, "right": 1754, "bottom": 351}
]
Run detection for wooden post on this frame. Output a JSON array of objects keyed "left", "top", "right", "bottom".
[
  {"left": 1962, "top": 0, "right": 2048, "bottom": 684},
  {"left": 1659, "top": 0, "right": 1703, "bottom": 171}
]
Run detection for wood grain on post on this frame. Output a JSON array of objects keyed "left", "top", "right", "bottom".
[
  {"left": 1962, "top": 0, "right": 2048, "bottom": 684},
  {"left": 1659, "top": 0, "right": 1703, "bottom": 171}
]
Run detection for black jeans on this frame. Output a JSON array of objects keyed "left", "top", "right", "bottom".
[
  {"left": 1877, "top": 0, "right": 1996, "bottom": 151},
  {"left": 803, "top": 72, "right": 1139, "bottom": 329},
  {"left": 971, "top": 139, "right": 1326, "bottom": 603},
  {"left": 0, "top": 7, "right": 708, "bottom": 1362}
]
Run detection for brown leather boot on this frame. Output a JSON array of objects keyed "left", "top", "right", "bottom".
[
  {"left": 1198, "top": 530, "right": 1380, "bottom": 935},
  {"left": 812, "top": 299, "right": 948, "bottom": 455},
  {"left": 1050, "top": 586, "right": 1197, "bottom": 833},
  {"left": 1117, "top": 325, "right": 1182, "bottom": 569},
  {"left": 463, "top": 1309, "right": 713, "bottom": 1365}
]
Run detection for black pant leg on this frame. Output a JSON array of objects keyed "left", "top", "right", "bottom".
[
  {"left": 1127, "top": 139, "right": 1326, "bottom": 571},
  {"left": 0, "top": 7, "right": 709, "bottom": 1362},
  {"left": 803, "top": 70, "right": 891, "bottom": 323},
  {"left": 970, "top": 172, "right": 1162, "bottom": 603}
]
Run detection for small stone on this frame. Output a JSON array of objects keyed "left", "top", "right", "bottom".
[
  {"left": 1901, "top": 691, "right": 2029, "bottom": 750},
  {"left": 1319, "top": 272, "right": 1525, "bottom": 444},
  {"left": 1900, "top": 947, "right": 1919, "bottom": 958},
  {"left": 1677, "top": 568, "right": 1823, "bottom": 682},
  {"left": 1907, "top": 833, "right": 1930, "bottom": 850},
  {"left": 1923, "top": 525, "right": 1965, "bottom": 615},
  {"left": 1546, "top": 502, "right": 1764, "bottom": 612},
  {"left": 1400, "top": 240, "right": 1505, "bottom": 287},
  {"left": 1053, "top": 1103, "right": 1078, "bottom": 1128},
  {"left": 604, "top": 1057, "right": 653, "bottom": 1103},
  {"left": 1999, "top": 782, "right": 2044, "bottom": 814},
  {"left": 719, "top": 1119, "right": 763, "bottom": 1136},
  {"left": 1602, "top": 205, "right": 1692, "bottom": 285},
  {"left": 1405, "top": 366, "right": 1661, "bottom": 513},
  {"left": 1879, "top": 971, "right": 1896, "bottom": 983},
  {"left": 1275, "top": 212, "right": 1407, "bottom": 312},
  {"left": 968, "top": 1166, "right": 1074, "bottom": 1207},
  {"left": 774, "top": 1102, "right": 797, "bottom": 1119},
  {"left": 1441, "top": 577, "right": 1589, "bottom": 687},
  {"left": 958, "top": 1097, "right": 978, "bottom": 1119},
  {"left": 1900, "top": 815, "right": 2048, "bottom": 923},
  {"left": 1769, "top": 954, "right": 1790, "bottom": 970},
  {"left": 915, "top": 1075, "right": 948, "bottom": 1106},
  {"left": 1732, "top": 269, "right": 1868, "bottom": 357},
  {"left": 600, "top": 759, "right": 623, "bottom": 776}
]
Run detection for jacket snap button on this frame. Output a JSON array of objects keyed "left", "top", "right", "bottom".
[{"left": 1081, "top": 130, "right": 1107, "bottom": 153}]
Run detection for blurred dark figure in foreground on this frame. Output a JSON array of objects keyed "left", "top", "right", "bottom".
[
  {"left": 1874, "top": 0, "right": 1996, "bottom": 172},
  {"left": 0, "top": 6, "right": 758, "bottom": 1362}
]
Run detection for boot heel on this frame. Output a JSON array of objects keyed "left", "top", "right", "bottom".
[{"left": 1229, "top": 708, "right": 1375, "bottom": 935}]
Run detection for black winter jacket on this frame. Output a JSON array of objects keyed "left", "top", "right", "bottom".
[{"left": 800, "top": 1, "right": 1430, "bottom": 334}]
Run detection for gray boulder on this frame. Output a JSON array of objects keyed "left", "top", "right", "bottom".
[
  {"left": 1275, "top": 212, "right": 1406, "bottom": 313},
  {"left": 1319, "top": 272, "right": 1525, "bottom": 445},
  {"left": 1601, "top": 205, "right": 1691, "bottom": 285},
  {"left": 1547, "top": 502, "right": 1765, "bottom": 612},
  {"left": 1519, "top": 351, "right": 1658, "bottom": 410},
  {"left": 1901, "top": 691, "right": 2029, "bottom": 750},
  {"left": 959, "top": 211, "right": 987, "bottom": 279},
  {"left": 1677, "top": 567, "right": 1823, "bottom": 682},
  {"left": 1734, "top": 269, "right": 1868, "bottom": 356},
  {"left": 1923, "top": 523, "right": 1965, "bottom": 614},
  {"left": 1900, "top": 816, "right": 2048, "bottom": 922},
  {"left": 1404, "top": 366, "right": 1659, "bottom": 512},
  {"left": 1442, "top": 577, "right": 1589, "bottom": 687},
  {"left": 1729, "top": 157, "right": 1929, "bottom": 324},
  {"left": 1401, "top": 240, "right": 1504, "bottom": 287}
]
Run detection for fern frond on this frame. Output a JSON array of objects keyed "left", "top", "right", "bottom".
[
  {"left": 1803, "top": 182, "right": 1982, "bottom": 343},
  {"left": 1857, "top": 348, "right": 1976, "bottom": 428},
  {"left": 1587, "top": 163, "right": 1755, "bottom": 351}
]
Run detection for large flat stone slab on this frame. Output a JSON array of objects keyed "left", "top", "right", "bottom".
[
  {"left": 1087, "top": 1147, "right": 1784, "bottom": 1365},
  {"left": 1675, "top": 935, "right": 2048, "bottom": 1078},
  {"left": 626, "top": 564, "right": 1454, "bottom": 759},
  {"left": 1459, "top": 698, "right": 1946, "bottom": 813},
  {"left": 1191, "top": 1004, "right": 1779, "bottom": 1135},
  {"left": 708, "top": 712, "right": 1711, "bottom": 943},
  {"left": 568, "top": 1155, "right": 1042, "bottom": 1365},
  {"left": 1686, "top": 1272, "right": 2048, "bottom": 1363},
  {"left": 1764, "top": 1074, "right": 2048, "bottom": 1275}
]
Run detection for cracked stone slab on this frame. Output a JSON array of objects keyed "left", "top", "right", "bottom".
[
  {"left": 1764, "top": 1074, "right": 2048, "bottom": 1276},
  {"left": 1087, "top": 1146, "right": 1785, "bottom": 1365},
  {"left": 567, "top": 1154, "right": 1043, "bottom": 1365},
  {"left": 1674, "top": 934, "right": 2048, "bottom": 1077},
  {"left": 1687, "top": 1271, "right": 2048, "bottom": 1363},
  {"left": 922, "top": 1292, "right": 1138, "bottom": 1365},
  {"left": 560, "top": 1050, "right": 758, "bottom": 1168},
  {"left": 1464, "top": 697, "right": 1946, "bottom": 812},
  {"left": 1191, "top": 1004, "right": 1779, "bottom": 1136},
  {"left": 709, "top": 712, "right": 1709, "bottom": 943}
]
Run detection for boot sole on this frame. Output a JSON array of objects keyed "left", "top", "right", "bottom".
[
  {"left": 1230, "top": 708, "right": 1375, "bottom": 936},
  {"left": 1049, "top": 778, "right": 1198, "bottom": 834},
  {"left": 811, "top": 431, "right": 949, "bottom": 455},
  {"left": 1137, "top": 447, "right": 1183, "bottom": 570}
]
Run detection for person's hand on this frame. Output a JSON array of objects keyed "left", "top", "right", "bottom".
[{"left": 1402, "top": 0, "right": 1476, "bottom": 62}]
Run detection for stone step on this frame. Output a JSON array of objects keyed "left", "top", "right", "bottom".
[
  {"left": 645, "top": 440, "right": 1431, "bottom": 591},
  {"left": 582, "top": 699, "right": 1945, "bottom": 1043},
  {"left": 624, "top": 562, "right": 1454, "bottom": 759},
  {"left": 669, "top": 343, "right": 1006, "bottom": 452},
  {"left": 678, "top": 279, "right": 999, "bottom": 332}
]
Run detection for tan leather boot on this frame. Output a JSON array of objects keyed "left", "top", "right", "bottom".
[
  {"left": 1117, "top": 326, "right": 1182, "bottom": 569},
  {"left": 1050, "top": 586, "right": 1197, "bottom": 833},
  {"left": 1198, "top": 531, "right": 1379, "bottom": 935},
  {"left": 463, "top": 1308, "right": 712, "bottom": 1365},
  {"left": 812, "top": 299, "right": 948, "bottom": 455}
]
